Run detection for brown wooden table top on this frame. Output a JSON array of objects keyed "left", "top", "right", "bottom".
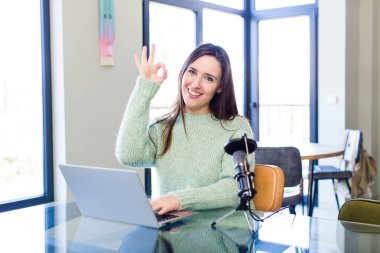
[
  {"left": 296, "top": 143, "right": 344, "bottom": 160},
  {"left": 257, "top": 142, "right": 344, "bottom": 160}
]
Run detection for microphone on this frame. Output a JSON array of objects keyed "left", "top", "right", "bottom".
[
  {"left": 225, "top": 134, "right": 257, "bottom": 203},
  {"left": 233, "top": 150, "right": 255, "bottom": 201}
]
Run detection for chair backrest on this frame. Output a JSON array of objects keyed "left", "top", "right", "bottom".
[
  {"left": 255, "top": 146, "right": 302, "bottom": 188},
  {"left": 338, "top": 129, "right": 350, "bottom": 149},
  {"left": 253, "top": 164, "right": 285, "bottom": 211},
  {"left": 338, "top": 198, "right": 380, "bottom": 225},
  {"left": 342, "top": 129, "right": 363, "bottom": 170}
]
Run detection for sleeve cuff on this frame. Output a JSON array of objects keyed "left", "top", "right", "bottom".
[{"left": 135, "top": 76, "right": 161, "bottom": 99}]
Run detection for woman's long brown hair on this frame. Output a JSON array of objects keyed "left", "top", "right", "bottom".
[{"left": 150, "top": 43, "right": 238, "bottom": 155}]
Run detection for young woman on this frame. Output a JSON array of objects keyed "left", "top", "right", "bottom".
[{"left": 116, "top": 43, "right": 254, "bottom": 215}]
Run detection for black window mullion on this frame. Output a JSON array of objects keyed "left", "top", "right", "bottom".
[
  {"left": 310, "top": 9, "right": 318, "bottom": 143},
  {"left": 196, "top": 8, "right": 203, "bottom": 45},
  {"left": 41, "top": 0, "right": 54, "bottom": 204},
  {"left": 243, "top": 1, "right": 250, "bottom": 119},
  {"left": 250, "top": 20, "right": 260, "bottom": 140},
  {"left": 150, "top": 0, "right": 244, "bottom": 15},
  {"left": 253, "top": 4, "right": 316, "bottom": 19},
  {"left": 243, "top": 0, "right": 252, "bottom": 119},
  {"left": 143, "top": 0, "right": 150, "bottom": 47}
]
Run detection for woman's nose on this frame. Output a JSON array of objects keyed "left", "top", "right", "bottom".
[{"left": 191, "top": 77, "right": 202, "bottom": 88}]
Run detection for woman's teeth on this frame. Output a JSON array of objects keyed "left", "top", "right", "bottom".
[{"left": 188, "top": 88, "right": 201, "bottom": 97}]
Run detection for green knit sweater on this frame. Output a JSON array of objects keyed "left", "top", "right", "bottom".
[{"left": 115, "top": 77, "right": 255, "bottom": 210}]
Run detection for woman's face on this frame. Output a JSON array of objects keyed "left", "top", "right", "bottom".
[{"left": 181, "top": 55, "right": 222, "bottom": 115}]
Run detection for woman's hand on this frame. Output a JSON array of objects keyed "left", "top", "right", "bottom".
[
  {"left": 134, "top": 43, "right": 167, "bottom": 85},
  {"left": 149, "top": 195, "right": 180, "bottom": 215}
]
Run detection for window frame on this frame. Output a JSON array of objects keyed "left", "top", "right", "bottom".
[{"left": 0, "top": 0, "right": 54, "bottom": 212}]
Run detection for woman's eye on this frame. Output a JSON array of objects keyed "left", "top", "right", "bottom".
[
  {"left": 188, "top": 69, "right": 196, "bottom": 74},
  {"left": 205, "top": 76, "right": 215, "bottom": 82}
]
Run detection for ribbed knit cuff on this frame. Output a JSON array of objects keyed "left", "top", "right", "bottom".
[
  {"left": 168, "top": 192, "right": 191, "bottom": 210},
  {"left": 135, "top": 76, "right": 160, "bottom": 99}
]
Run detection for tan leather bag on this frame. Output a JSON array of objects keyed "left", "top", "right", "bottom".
[{"left": 351, "top": 149, "right": 378, "bottom": 198}]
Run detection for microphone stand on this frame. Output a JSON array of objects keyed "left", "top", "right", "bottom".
[
  {"left": 212, "top": 225, "right": 258, "bottom": 253},
  {"left": 211, "top": 195, "right": 258, "bottom": 232},
  {"left": 211, "top": 134, "right": 259, "bottom": 232}
]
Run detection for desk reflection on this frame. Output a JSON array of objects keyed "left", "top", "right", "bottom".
[
  {"left": 156, "top": 209, "right": 255, "bottom": 253},
  {"left": 47, "top": 216, "right": 158, "bottom": 253},
  {"left": 2, "top": 201, "right": 380, "bottom": 253},
  {"left": 156, "top": 209, "right": 306, "bottom": 253},
  {"left": 336, "top": 221, "right": 380, "bottom": 253}
]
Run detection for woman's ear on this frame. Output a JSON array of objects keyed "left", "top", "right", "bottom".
[{"left": 216, "top": 88, "right": 222, "bottom": 93}]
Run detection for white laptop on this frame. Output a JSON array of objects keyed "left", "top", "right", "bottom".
[{"left": 59, "top": 164, "right": 195, "bottom": 228}]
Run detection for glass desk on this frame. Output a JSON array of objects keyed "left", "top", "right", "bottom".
[{"left": 1, "top": 201, "right": 379, "bottom": 253}]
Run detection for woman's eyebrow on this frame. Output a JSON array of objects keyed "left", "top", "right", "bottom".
[{"left": 205, "top": 73, "right": 218, "bottom": 81}]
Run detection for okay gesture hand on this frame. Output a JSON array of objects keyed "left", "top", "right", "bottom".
[{"left": 134, "top": 43, "right": 167, "bottom": 85}]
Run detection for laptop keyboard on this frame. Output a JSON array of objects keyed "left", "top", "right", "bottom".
[{"left": 155, "top": 212, "right": 178, "bottom": 222}]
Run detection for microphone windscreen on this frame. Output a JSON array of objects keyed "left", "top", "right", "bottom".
[
  {"left": 233, "top": 150, "right": 247, "bottom": 168},
  {"left": 224, "top": 137, "right": 257, "bottom": 155}
]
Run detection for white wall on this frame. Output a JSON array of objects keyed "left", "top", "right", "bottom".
[
  {"left": 317, "top": 0, "right": 347, "bottom": 170},
  {"left": 51, "top": 0, "right": 142, "bottom": 200},
  {"left": 311, "top": 0, "right": 380, "bottom": 196},
  {"left": 346, "top": 0, "right": 380, "bottom": 196},
  {"left": 318, "top": 0, "right": 346, "bottom": 148}
]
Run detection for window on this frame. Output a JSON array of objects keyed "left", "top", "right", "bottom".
[
  {"left": 251, "top": 4, "right": 318, "bottom": 142},
  {"left": 258, "top": 16, "right": 311, "bottom": 143},
  {"left": 0, "top": 0, "right": 53, "bottom": 211},
  {"left": 145, "top": 0, "right": 317, "bottom": 143},
  {"left": 203, "top": 9, "right": 244, "bottom": 113},
  {"left": 148, "top": 2, "right": 196, "bottom": 118}
]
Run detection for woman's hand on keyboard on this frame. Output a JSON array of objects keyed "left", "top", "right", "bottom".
[{"left": 150, "top": 195, "right": 180, "bottom": 215}]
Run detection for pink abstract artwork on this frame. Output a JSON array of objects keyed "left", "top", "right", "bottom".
[{"left": 99, "top": 0, "right": 115, "bottom": 66}]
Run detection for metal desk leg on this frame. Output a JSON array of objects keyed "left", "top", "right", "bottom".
[{"left": 307, "top": 160, "right": 315, "bottom": 216}]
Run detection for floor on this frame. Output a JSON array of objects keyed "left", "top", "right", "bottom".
[{"left": 294, "top": 180, "right": 342, "bottom": 219}]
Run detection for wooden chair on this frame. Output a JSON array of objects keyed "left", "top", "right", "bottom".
[{"left": 253, "top": 164, "right": 285, "bottom": 211}]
